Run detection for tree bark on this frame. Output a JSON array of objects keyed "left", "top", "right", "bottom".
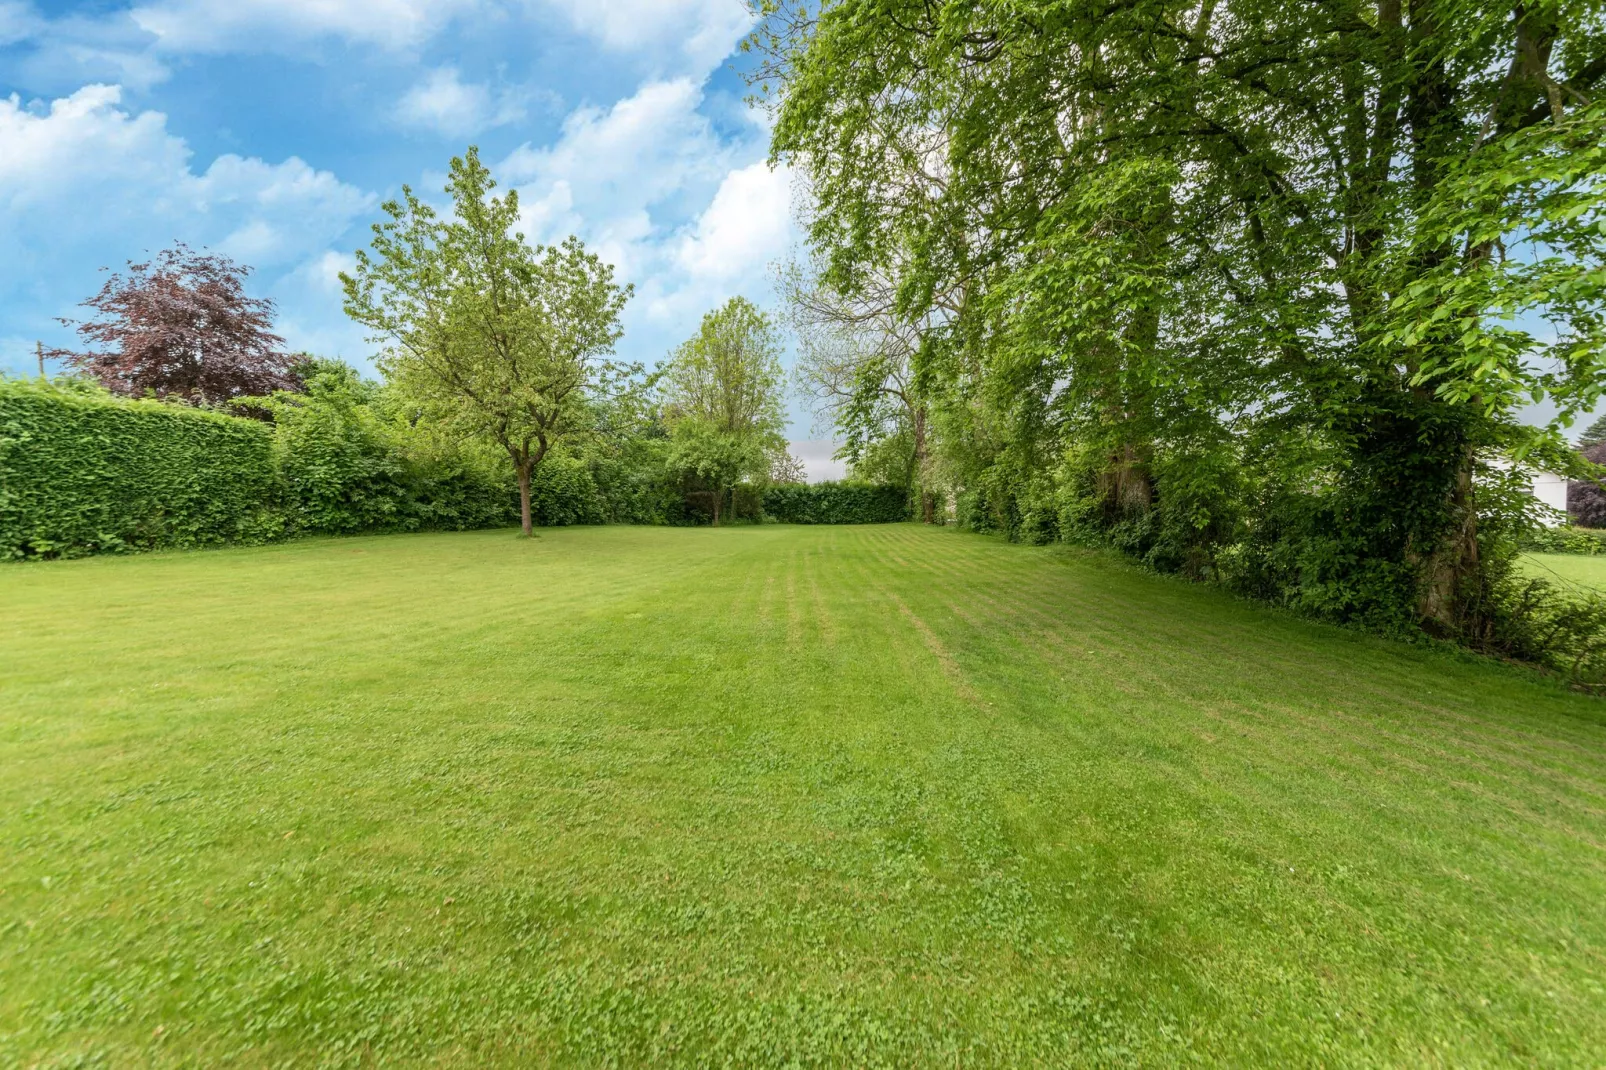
[
  {"left": 1411, "top": 3, "right": 1558, "bottom": 632},
  {"left": 1418, "top": 444, "right": 1480, "bottom": 631},
  {"left": 517, "top": 460, "right": 534, "bottom": 537},
  {"left": 712, "top": 488, "right": 722, "bottom": 527},
  {"left": 912, "top": 404, "right": 932, "bottom": 523}
]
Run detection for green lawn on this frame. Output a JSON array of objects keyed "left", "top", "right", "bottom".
[
  {"left": 4, "top": 525, "right": 1604, "bottom": 1066},
  {"left": 1521, "top": 551, "right": 1606, "bottom": 595}
]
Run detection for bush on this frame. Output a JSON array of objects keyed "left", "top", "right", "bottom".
[
  {"left": 528, "top": 456, "right": 606, "bottom": 527},
  {"left": 257, "top": 364, "right": 515, "bottom": 536},
  {"left": 266, "top": 370, "right": 413, "bottom": 534},
  {"left": 762, "top": 482, "right": 908, "bottom": 524},
  {"left": 0, "top": 378, "right": 278, "bottom": 559},
  {"left": 1477, "top": 574, "right": 1606, "bottom": 691},
  {"left": 1520, "top": 525, "right": 1606, "bottom": 555}
]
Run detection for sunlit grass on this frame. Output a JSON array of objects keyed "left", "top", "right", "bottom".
[
  {"left": 1521, "top": 551, "right": 1606, "bottom": 595},
  {"left": 4, "top": 525, "right": 1604, "bottom": 1065}
]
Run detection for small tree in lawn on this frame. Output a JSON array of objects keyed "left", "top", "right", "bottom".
[
  {"left": 342, "top": 148, "right": 631, "bottom": 537},
  {"left": 52, "top": 242, "right": 297, "bottom": 405},
  {"left": 662, "top": 296, "right": 787, "bottom": 523}
]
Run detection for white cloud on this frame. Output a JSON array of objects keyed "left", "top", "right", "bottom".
[
  {"left": 129, "top": 0, "right": 475, "bottom": 51},
  {"left": 396, "top": 66, "right": 529, "bottom": 136},
  {"left": 491, "top": 76, "right": 796, "bottom": 373},
  {"left": 675, "top": 160, "right": 792, "bottom": 282},
  {"left": 0, "top": 85, "right": 375, "bottom": 364},
  {"left": 502, "top": 80, "right": 727, "bottom": 205},
  {"left": 0, "top": 86, "right": 372, "bottom": 264},
  {"left": 500, "top": 79, "right": 737, "bottom": 274},
  {"left": 0, "top": 4, "right": 172, "bottom": 91},
  {"left": 789, "top": 440, "right": 848, "bottom": 483},
  {"left": 541, "top": 0, "right": 752, "bottom": 73}
]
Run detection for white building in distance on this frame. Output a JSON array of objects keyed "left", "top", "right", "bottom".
[
  {"left": 1485, "top": 458, "right": 1568, "bottom": 525},
  {"left": 1531, "top": 470, "right": 1568, "bottom": 523}
]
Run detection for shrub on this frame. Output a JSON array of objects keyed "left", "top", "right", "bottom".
[
  {"left": 1476, "top": 574, "right": 1606, "bottom": 691},
  {"left": 528, "top": 456, "right": 606, "bottom": 527},
  {"left": 263, "top": 368, "right": 413, "bottom": 534},
  {"left": 762, "top": 482, "right": 907, "bottom": 524},
  {"left": 1519, "top": 526, "right": 1606, "bottom": 555},
  {"left": 0, "top": 378, "right": 278, "bottom": 559},
  {"left": 252, "top": 362, "right": 516, "bottom": 536}
]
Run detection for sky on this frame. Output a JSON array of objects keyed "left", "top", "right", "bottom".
[{"left": 0, "top": 0, "right": 849, "bottom": 477}]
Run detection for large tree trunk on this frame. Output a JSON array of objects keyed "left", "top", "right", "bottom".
[
  {"left": 1404, "top": 3, "right": 1559, "bottom": 633},
  {"left": 1417, "top": 445, "right": 1480, "bottom": 632},
  {"left": 1095, "top": 442, "right": 1152, "bottom": 520},
  {"left": 517, "top": 461, "right": 534, "bottom": 537},
  {"left": 912, "top": 404, "right": 934, "bottom": 523}
]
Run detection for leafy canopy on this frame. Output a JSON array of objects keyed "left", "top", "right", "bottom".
[
  {"left": 661, "top": 296, "right": 789, "bottom": 523},
  {"left": 341, "top": 147, "right": 631, "bottom": 535},
  {"left": 52, "top": 242, "right": 296, "bottom": 406}
]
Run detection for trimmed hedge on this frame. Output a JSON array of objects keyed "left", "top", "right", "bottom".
[
  {"left": 762, "top": 481, "right": 908, "bottom": 524},
  {"left": 1, "top": 380, "right": 910, "bottom": 559},
  {"left": 1, "top": 379, "right": 279, "bottom": 559}
]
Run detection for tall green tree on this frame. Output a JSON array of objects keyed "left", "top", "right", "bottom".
[
  {"left": 662, "top": 296, "right": 788, "bottom": 523},
  {"left": 754, "top": 0, "right": 1606, "bottom": 633},
  {"left": 785, "top": 260, "right": 939, "bottom": 521},
  {"left": 342, "top": 148, "right": 632, "bottom": 536}
]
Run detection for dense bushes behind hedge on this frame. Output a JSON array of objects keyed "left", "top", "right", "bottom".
[
  {"left": 762, "top": 481, "right": 908, "bottom": 524},
  {"left": 1, "top": 379, "right": 279, "bottom": 559},
  {"left": 1520, "top": 526, "right": 1606, "bottom": 555},
  {"left": 263, "top": 367, "right": 517, "bottom": 537}
]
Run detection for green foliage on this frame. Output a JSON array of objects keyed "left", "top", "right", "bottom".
[
  {"left": 343, "top": 148, "right": 631, "bottom": 535},
  {"left": 761, "top": 481, "right": 907, "bottom": 524},
  {"left": 522, "top": 455, "right": 603, "bottom": 527},
  {"left": 844, "top": 426, "right": 915, "bottom": 487},
  {"left": 1579, "top": 413, "right": 1606, "bottom": 449},
  {"left": 662, "top": 297, "right": 786, "bottom": 439},
  {"left": 1521, "top": 526, "right": 1606, "bottom": 555},
  {"left": 0, "top": 377, "right": 278, "bottom": 559},
  {"left": 254, "top": 360, "right": 415, "bottom": 534},
  {"left": 758, "top": 0, "right": 1606, "bottom": 651},
  {"left": 0, "top": 367, "right": 522, "bottom": 561},
  {"left": 246, "top": 359, "right": 515, "bottom": 535},
  {"left": 661, "top": 298, "right": 790, "bottom": 524},
  {"left": 1479, "top": 573, "right": 1606, "bottom": 690},
  {"left": 666, "top": 418, "right": 771, "bottom": 524}
]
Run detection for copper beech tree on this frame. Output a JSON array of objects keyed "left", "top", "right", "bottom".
[{"left": 53, "top": 243, "right": 297, "bottom": 405}]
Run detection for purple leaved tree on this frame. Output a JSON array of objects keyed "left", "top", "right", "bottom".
[{"left": 53, "top": 243, "right": 298, "bottom": 406}]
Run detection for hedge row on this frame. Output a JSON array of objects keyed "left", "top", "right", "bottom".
[
  {"left": 762, "top": 481, "right": 908, "bottom": 524},
  {"left": 1520, "top": 525, "right": 1606, "bottom": 555},
  {"left": 1, "top": 379, "right": 279, "bottom": 559},
  {"left": 2, "top": 381, "right": 910, "bottom": 560}
]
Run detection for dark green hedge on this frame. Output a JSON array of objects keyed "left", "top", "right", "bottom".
[
  {"left": 762, "top": 481, "right": 908, "bottom": 524},
  {"left": 2, "top": 380, "right": 909, "bottom": 560},
  {"left": 0, "top": 379, "right": 279, "bottom": 559}
]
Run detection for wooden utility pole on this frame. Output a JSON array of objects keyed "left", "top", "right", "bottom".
[{"left": 36, "top": 340, "right": 45, "bottom": 378}]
